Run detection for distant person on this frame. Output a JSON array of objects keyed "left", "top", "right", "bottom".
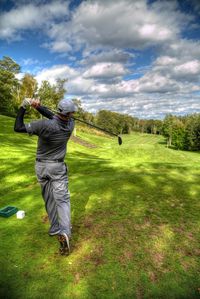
[{"left": 14, "top": 98, "right": 77, "bottom": 255}]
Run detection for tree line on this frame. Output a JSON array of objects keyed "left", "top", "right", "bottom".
[
  {"left": 0, "top": 56, "right": 67, "bottom": 119},
  {"left": 0, "top": 56, "right": 199, "bottom": 151},
  {"left": 162, "top": 114, "right": 200, "bottom": 151}
]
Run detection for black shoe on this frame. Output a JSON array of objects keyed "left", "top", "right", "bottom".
[{"left": 58, "top": 233, "right": 70, "bottom": 255}]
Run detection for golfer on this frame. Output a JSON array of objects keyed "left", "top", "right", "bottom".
[{"left": 14, "top": 98, "right": 77, "bottom": 255}]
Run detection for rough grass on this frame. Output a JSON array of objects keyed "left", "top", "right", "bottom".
[{"left": 0, "top": 114, "right": 200, "bottom": 299}]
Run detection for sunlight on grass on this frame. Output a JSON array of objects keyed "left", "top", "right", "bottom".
[
  {"left": 4, "top": 174, "right": 30, "bottom": 184},
  {"left": 151, "top": 225, "right": 174, "bottom": 251},
  {"left": 67, "top": 278, "right": 89, "bottom": 298}
]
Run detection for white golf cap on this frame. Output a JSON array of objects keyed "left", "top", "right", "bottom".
[{"left": 57, "top": 99, "right": 77, "bottom": 115}]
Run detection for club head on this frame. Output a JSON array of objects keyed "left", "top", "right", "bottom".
[{"left": 118, "top": 136, "right": 122, "bottom": 145}]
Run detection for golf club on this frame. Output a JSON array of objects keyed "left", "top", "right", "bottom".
[{"left": 73, "top": 117, "right": 122, "bottom": 145}]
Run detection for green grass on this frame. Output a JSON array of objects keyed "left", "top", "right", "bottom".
[{"left": 0, "top": 114, "right": 200, "bottom": 299}]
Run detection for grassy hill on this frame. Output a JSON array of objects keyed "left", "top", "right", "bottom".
[{"left": 0, "top": 114, "right": 200, "bottom": 299}]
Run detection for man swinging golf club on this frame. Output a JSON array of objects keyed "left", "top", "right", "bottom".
[{"left": 14, "top": 98, "right": 77, "bottom": 255}]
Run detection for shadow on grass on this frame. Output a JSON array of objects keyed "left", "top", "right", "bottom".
[{"left": 0, "top": 137, "right": 200, "bottom": 298}]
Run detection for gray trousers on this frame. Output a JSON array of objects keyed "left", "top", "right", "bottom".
[{"left": 35, "top": 161, "right": 71, "bottom": 237}]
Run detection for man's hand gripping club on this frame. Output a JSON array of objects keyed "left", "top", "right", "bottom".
[{"left": 21, "top": 98, "right": 40, "bottom": 109}]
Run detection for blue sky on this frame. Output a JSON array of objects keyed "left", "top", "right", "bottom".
[{"left": 0, "top": 0, "right": 200, "bottom": 119}]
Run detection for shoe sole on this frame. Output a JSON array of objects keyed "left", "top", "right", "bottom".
[
  {"left": 49, "top": 230, "right": 61, "bottom": 236},
  {"left": 58, "top": 234, "right": 70, "bottom": 255}
]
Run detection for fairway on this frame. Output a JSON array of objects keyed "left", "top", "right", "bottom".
[{"left": 0, "top": 114, "right": 200, "bottom": 299}]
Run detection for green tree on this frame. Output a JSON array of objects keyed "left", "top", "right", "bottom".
[
  {"left": 19, "top": 74, "right": 37, "bottom": 99},
  {"left": 38, "top": 79, "right": 67, "bottom": 111},
  {"left": 163, "top": 115, "right": 187, "bottom": 150},
  {"left": 0, "top": 56, "right": 20, "bottom": 116},
  {"left": 96, "top": 110, "right": 139, "bottom": 135},
  {"left": 172, "top": 121, "right": 186, "bottom": 150},
  {"left": 72, "top": 98, "right": 84, "bottom": 118},
  {"left": 14, "top": 73, "right": 38, "bottom": 116},
  {"left": 143, "top": 119, "right": 163, "bottom": 135},
  {"left": 96, "top": 110, "right": 120, "bottom": 135},
  {"left": 185, "top": 114, "right": 200, "bottom": 151},
  {"left": 162, "top": 115, "right": 174, "bottom": 146}
]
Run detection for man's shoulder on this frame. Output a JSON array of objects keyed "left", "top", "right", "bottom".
[
  {"left": 26, "top": 118, "right": 55, "bottom": 133},
  {"left": 31, "top": 118, "right": 54, "bottom": 126}
]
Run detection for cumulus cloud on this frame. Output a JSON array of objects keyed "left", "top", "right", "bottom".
[
  {"left": 33, "top": 57, "right": 200, "bottom": 118},
  {"left": 67, "top": 77, "right": 95, "bottom": 95},
  {"left": 152, "top": 40, "right": 200, "bottom": 83},
  {"left": 0, "top": 1, "right": 69, "bottom": 40},
  {"left": 172, "top": 60, "right": 200, "bottom": 82},
  {"left": 167, "top": 39, "right": 200, "bottom": 60},
  {"left": 35, "top": 64, "right": 77, "bottom": 85},
  {"left": 43, "top": 41, "right": 72, "bottom": 53},
  {"left": 81, "top": 49, "right": 134, "bottom": 65},
  {"left": 44, "top": 0, "right": 192, "bottom": 54},
  {"left": 81, "top": 93, "right": 200, "bottom": 119},
  {"left": 83, "top": 62, "right": 129, "bottom": 80}
]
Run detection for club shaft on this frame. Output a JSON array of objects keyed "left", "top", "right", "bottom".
[
  {"left": 73, "top": 117, "right": 119, "bottom": 137},
  {"left": 48, "top": 107, "right": 120, "bottom": 138}
]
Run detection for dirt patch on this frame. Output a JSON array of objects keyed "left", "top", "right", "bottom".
[
  {"left": 74, "top": 273, "right": 81, "bottom": 284},
  {"left": 149, "top": 271, "right": 158, "bottom": 282},
  {"left": 86, "top": 245, "right": 105, "bottom": 267},
  {"left": 41, "top": 214, "right": 48, "bottom": 223},
  {"left": 136, "top": 285, "right": 144, "bottom": 299},
  {"left": 187, "top": 232, "right": 195, "bottom": 240},
  {"left": 119, "top": 249, "right": 134, "bottom": 266},
  {"left": 152, "top": 252, "right": 165, "bottom": 267},
  {"left": 181, "top": 260, "right": 191, "bottom": 271},
  {"left": 71, "top": 136, "right": 98, "bottom": 148},
  {"left": 83, "top": 217, "right": 93, "bottom": 229}
]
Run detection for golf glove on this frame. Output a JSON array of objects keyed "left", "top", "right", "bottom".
[
  {"left": 21, "top": 98, "right": 32, "bottom": 109},
  {"left": 30, "top": 98, "right": 40, "bottom": 108}
]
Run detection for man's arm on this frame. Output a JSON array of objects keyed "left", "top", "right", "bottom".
[
  {"left": 14, "top": 98, "right": 55, "bottom": 133},
  {"left": 36, "top": 106, "right": 54, "bottom": 119},
  {"left": 14, "top": 99, "right": 30, "bottom": 133},
  {"left": 30, "top": 99, "right": 54, "bottom": 119}
]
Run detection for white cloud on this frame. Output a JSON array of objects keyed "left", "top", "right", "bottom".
[
  {"left": 154, "top": 56, "right": 178, "bottom": 66},
  {"left": 136, "top": 73, "right": 180, "bottom": 93},
  {"left": 81, "top": 93, "right": 200, "bottom": 119},
  {"left": 35, "top": 65, "right": 77, "bottom": 85},
  {"left": 139, "top": 24, "right": 171, "bottom": 41},
  {"left": 167, "top": 39, "right": 200, "bottom": 60},
  {"left": 153, "top": 41, "right": 200, "bottom": 84},
  {"left": 83, "top": 62, "right": 128, "bottom": 79},
  {"left": 43, "top": 41, "right": 72, "bottom": 53},
  {"left": 81, "top": 49, "right": 134, "bottom": 65},
  {"left": 43, "top": 0, "right": 193, "bottom": 55},
  {"left": 67, "top": 77, "right": 94, "bottom": 95},
  {"left": 34, "top": 56, "right": 200, "bottom": 118},
  {"left": 21, "top": 58, "right": 39, "bottom": 66},
  {"left": 174, "top": 60, "right": 200, "bottom": 76},
  {"left": 0, "top": 1, "right": 69, "bottom": 40},
  {"left": 15, "top": 73, "right": 24, "bottom": 80}
]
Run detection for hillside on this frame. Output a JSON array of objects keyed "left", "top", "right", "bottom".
[{"left": 0, "top": 114, "right": 200, "bottom": 299}]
